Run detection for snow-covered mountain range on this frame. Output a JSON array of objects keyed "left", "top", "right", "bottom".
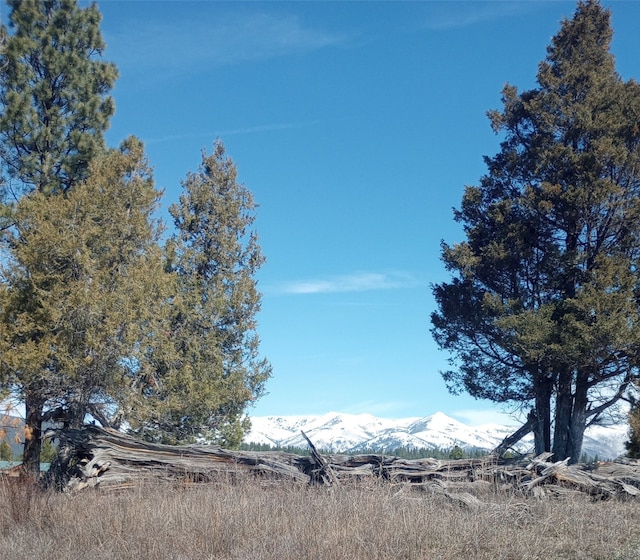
[{"left": 245, "top": 411, "right": 629, "bottom": 460}]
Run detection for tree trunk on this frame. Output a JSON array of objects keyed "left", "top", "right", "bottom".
[
  {"left": 22, "top": 393, "right": 44, "bottom": 475},
  {"left": 566, "top": 370, "right": 589, "bottom": 464},
  {"left": 533, "top": 371, "right": 552, "bottom": 455},
  {"left": 47, "top": 397, "right": 90, "bottom": 488},
  {"left": 46, "top": 434, "right": 77, "bottom": 489},
  {"left": 65, "top": 398, "right": 88, "bottom": 429},
  {"left": 567, "top": 410, "right": 587, "bottom": 464},
  {"left": 492, "top": 409, "right": 535, "bottom": 457},
  {"left": 552, "top": 368, "right": 573, "bottom": 461}
]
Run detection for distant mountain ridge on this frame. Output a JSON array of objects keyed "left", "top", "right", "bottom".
[
  {"left": 2, "top": 411, "right": 628, "bottom": 462},
  {"left": 245, "top": 411, "right": 629, "bottom": 460}
]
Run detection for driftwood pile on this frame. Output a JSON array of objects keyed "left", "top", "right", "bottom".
[{"left": 40, "top": 426, "right": 640, "bottom": 501}]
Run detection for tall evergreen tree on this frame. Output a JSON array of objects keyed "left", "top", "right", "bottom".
[
  {"left": 136, "top": 141, "right": 272, "bottom": 446},
  {"left": 0, "top": 0, "right": 117, "bottom": 196},
  {"left": 0, "top": 138, "right": 167, "bottom": 473},
  {"left": 0, "top": 0, "right": 117, "bottom": 473},
  {"left": 431, "top": 0, "right": 640, "bottom": 462}
]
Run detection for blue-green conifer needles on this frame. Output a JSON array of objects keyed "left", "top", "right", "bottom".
[
  {"left": 0, "top": 0, "right": 117, "bottom": 196},
  {"left": 432, "top": 0, "right": 640, "bottom": 463}
]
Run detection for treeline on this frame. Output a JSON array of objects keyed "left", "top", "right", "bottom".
[
  {"left": 239, "top": 442, "right": 500, "bottom": 460},
  {"left": 0, "top": 438, "right": 57, "bottom": 464},
  {"left": 239, "top": 441, "right": 610, "bottom": 463},
  {"left": 0, "top": 0, "right": 271, "bottom": 474}
]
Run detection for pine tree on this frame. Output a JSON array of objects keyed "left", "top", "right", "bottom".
[
  {"left": 0, "top": 0, "right": 117, "bottom": 196},
  {"left": 431, "top": 1, "right": 640, "bottom": 463},
  {"left": 0, "top": 0, "right": 117, "bottom": 474},
  {"left": 40, "top": 437, "right": 57, "bottom": 464},
  {"left": 136, "top": 141, "right": 272, "bottom": 446}
]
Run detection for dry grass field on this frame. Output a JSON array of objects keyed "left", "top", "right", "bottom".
[{"left": 1, "top": 475, "right": 639, "bottom": 560}]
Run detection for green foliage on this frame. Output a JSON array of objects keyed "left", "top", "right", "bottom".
[
  {"left": 384, "top": 446, "right": 488, "bottom": 460},
  {"left": 448, "top": 445, "right": 466, "bottom": 460},
  {"left": 431, "top": 0, "right": 640, "bottom": 463},
  {"left": 0, "top": 138, "right": 167, "bottom": 449},
  {"left": 0, "top": 0, "right": 117, "bottom": 473},
  {"left": 40, "top": 437, "right": 57, "bottom": 464},
  {"left": 579, "top": 452, "right": 601, "bottom": 464},
  {"left": 0, "top": 0, "right": 272, "bottom": 463},
  {"left": 0, "top": 0, "right": 117, "bottom": 195},
  {"left": 239, "top": 442, "right": 311, "bottom": 455},
  {"left": 626, "top": 390, "right": 640, "bottom": 458},
  {"left": 131, "top": 140, "right": 272, "bottom": 447},
  {"left": 0, "top": 439, "right": 13, "bottom": 461},
  {"left": 238, "top": 442, "right": 490, "bottom": 460}
]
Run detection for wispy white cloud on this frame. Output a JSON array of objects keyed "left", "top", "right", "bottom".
[
  {"left": 279, "top": 271, "right": 420, "bottom": 295},
  {"left": 145, "top": 120, "right": 320, "bottom": 145},
  {"left": 423, "top": 2, "right": 543, "bottom": 32},
  {"left": 106, "top": 11, "right": 345, "bottom": 75}
]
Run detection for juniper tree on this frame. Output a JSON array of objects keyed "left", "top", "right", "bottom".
[
  {"left": 0, "top": 139, "right": 166, "bottom": 473},
  {"left": 431, "top": 0, "right": 640, "bottom": 463},
  {"left": 136, "top": 141, "right": 272, "bottom": 447}
]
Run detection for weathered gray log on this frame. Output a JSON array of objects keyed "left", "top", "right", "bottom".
[
  {"left": 492, "top": 410, "right": 535, "bottom": 457},
  {"left": 41, "top": 426, "right": 640, "bottom": 500},
  {"left": 300, "top": 430, "right": 339, "bottom": 486},
  {"left": 47, "top": 425, "right": 308, "bottom": 491},
  {"left": 520, "top": 454, "right": 640, "bottom": 499}
]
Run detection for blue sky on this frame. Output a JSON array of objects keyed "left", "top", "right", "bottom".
[{"left": 68, "top": 1, "right": 640, "bottom": 425}]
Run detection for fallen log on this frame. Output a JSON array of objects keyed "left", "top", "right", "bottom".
[
  {"left": 46, "top": 425, "right": 308, "bottom": 491},
  {"left": 41, "top": 425, "right": 640, "bottom": 500}
]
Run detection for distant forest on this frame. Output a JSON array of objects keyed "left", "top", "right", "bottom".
[
  {"left": 238, "top": 441, "right": 606, "bottom": 463},
  {"left": 240, "top": 442, "right": 503, "bottom": 460}
]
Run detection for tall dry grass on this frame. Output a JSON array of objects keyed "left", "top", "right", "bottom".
[{"left": 1, "top": 475, "right": 639, "bottom": 560}]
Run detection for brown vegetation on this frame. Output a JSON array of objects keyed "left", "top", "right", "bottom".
[
  {"left": 3, "top": 426, "right": 638, "bottom": 558},
  {"left": 1, "top": 474, "right": 639, "bottom": 560}
]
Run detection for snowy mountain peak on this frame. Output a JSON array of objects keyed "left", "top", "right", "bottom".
[{"left": 245, "top": 411, "right": 628, "bottom": 460}]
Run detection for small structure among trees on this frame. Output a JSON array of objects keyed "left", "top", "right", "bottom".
[{"left": 431, "top": 0, "right": 640, "bottom": 463}]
